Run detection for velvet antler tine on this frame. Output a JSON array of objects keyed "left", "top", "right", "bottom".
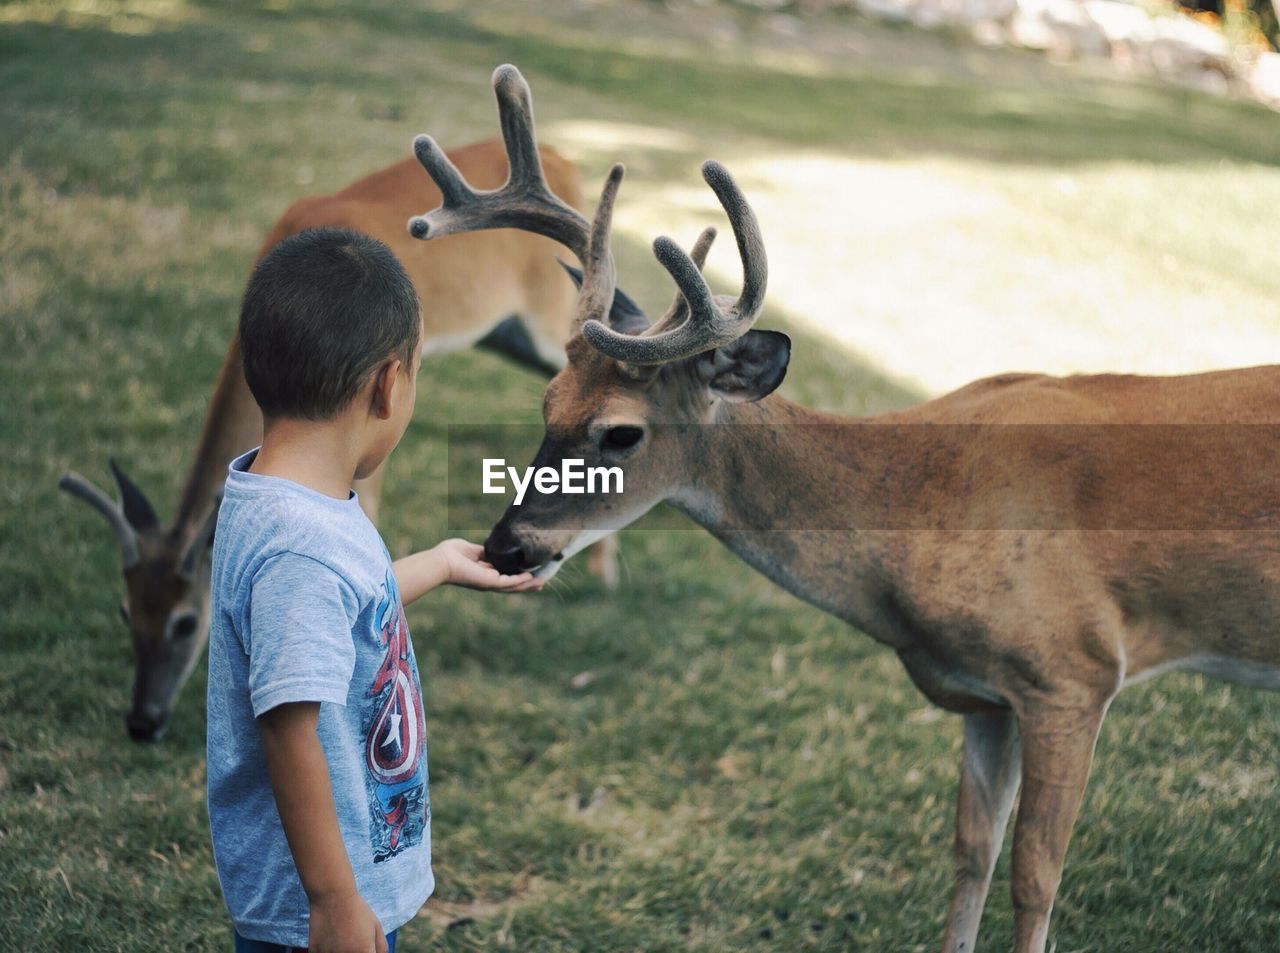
[
  {"left": 689, "top": 226, "right": 717, "bottom": 271},
  {"left": 492, "top": 64, "right": 546, "bottom": 193},
  {"left": 637, "top": 227, "right": 718, "bottom": 339},
  {"left": 654, "top": 236, "right": 718, "bottom": 325},
  {"left": 665, "top": 226, "right": 717, "bottom": 323},
  {"left": 408, "top": 134, "right": 475, "bottom": 238},
  {"left": 703, "top": 160, "right": 767, "bottom": 319},
  {"left": 573, "top": 163, "right": 623, "bottom": 327}
]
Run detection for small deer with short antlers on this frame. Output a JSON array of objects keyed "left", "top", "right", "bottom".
[{"left": 407, "top": 65, "right": 1280, "bottom": 953}]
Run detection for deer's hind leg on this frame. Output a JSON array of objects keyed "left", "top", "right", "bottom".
[
  {"left": 475, "top": 314, "right": 564, "bottom": 378},
  {"left": 940, "top": 708, "right": 1021, "bottom": 953}
]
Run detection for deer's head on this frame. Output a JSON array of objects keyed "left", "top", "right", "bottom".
[
  {"left": 409, "top": 66, "right": 788, "bottom": 579},
  {"left": 59, "top": 462, "right": 218, "bottom": 740}
]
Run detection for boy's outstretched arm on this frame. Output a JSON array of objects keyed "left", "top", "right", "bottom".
[
  {"left": 259, "top": 702, "right": 388, "bottom": 953},
  {"left": 393, "top": 538, "right": 543, "bottom": 605}
]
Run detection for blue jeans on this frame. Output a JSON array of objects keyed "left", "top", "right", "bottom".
[{"left": 233, "top": 929, "right": 397, "bottom": 953}]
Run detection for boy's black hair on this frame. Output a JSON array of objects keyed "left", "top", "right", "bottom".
[{"left": 239, "top": 227, "right": 421, "bottom": 421}]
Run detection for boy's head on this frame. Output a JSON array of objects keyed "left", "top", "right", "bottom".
[{"left": 240, "top": 227, "right": 422, "bottom": 424}]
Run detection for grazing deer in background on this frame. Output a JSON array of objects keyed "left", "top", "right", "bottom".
[
  {"left": 407, "top": 65, "right": 1280, "bottom": 953},
  {"left": 60, "top": 137, "right": 628, "bottom": 742}
]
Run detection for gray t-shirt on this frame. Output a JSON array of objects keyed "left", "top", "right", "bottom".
[{"left": 206, "top": 449, "right": 432, "bottom": 946}]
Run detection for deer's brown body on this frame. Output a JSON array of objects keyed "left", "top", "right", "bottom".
[
  {"left": 686, "top": 367, "right": 1280, "bottom": 694},
  {"left": 62, "top": 138, "right": 590, "bottom": 741},
  {"left": 407, "top": 66, "right": 1280, "bottom": 953}
]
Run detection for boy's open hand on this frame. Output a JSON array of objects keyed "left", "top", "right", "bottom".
[
  {"left": 434, "top": 538, "right": 545, "bottom": 592},
  {"left": 308, "top": 887, "right": 387, "bottom": 953}
]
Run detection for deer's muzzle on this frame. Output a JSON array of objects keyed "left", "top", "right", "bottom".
[
  {"left": 125, "top": 704, "right": 167, "bottom": 742},
  {"left": 483, "top": 523, "right": 546, "bottom": 575}
]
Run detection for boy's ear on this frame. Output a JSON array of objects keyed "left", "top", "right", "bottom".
[
  {"left": 370, "top": 359, "right": 401, "bottom": 419},
  {"left": 694, "top": 330, "right": 791, "bottom": 403}
]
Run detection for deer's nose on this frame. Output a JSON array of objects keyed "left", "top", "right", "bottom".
[
  {"left": 484, "top": 527, "right": 530, "bottom": 575},
  {"left": 125, "top": 707, "right": 166, "bottom": 743}
]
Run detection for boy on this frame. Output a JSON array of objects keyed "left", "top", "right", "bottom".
[{"left": 207, "top": 227, "right": 541, "bottom": 953}]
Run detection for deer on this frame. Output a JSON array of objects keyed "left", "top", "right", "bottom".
[
  {"left": 405, "top": 65, "right": 1280, "bottom": 953},
  {"left": 60, "top": 136, "right": 633, "bottom": 743}
]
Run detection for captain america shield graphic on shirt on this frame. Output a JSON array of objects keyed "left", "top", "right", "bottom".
[{"left": 362, "top": 569, "right": 428, "bottom": 862}]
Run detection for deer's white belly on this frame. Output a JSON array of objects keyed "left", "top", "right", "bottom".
[{"left": 1123, "top": 654, "right": 1280, "bottom": 691}]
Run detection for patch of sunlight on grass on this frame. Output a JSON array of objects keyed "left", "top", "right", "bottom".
[
  {"left": 570, "top": 143, "right": 1280, "bottom": 396},
  {"left": 545, "top": 120, "right": 697, "bottom": 157},
  {"left": 0, "top": 0, "right": 199, "bottom": 33}
]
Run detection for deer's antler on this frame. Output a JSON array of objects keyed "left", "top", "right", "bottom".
[
  {"left": 582, "top": 161, "right": 767, "bottom": 366},
  {"left": 408, "top": 64, "right": 623, "bottom": 329},
  {"left": 59, "top": 470, "right": 141, "bottom": 570},
  {"left": 408, "top": 66, "right": 765, "bottom": 362},
  {"left": 648, "top": 225, "right": 717, "bottom": 336}
]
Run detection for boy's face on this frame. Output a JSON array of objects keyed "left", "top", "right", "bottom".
[
  {"left": 392, "top": 320, "right": 426, "bottom": 437},
  {"left": 355, "top": 319, "right": 425, "bottom": 481}
]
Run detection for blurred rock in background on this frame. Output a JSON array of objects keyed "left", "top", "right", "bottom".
[{"left": 723, "top": 0, "right": 1280, "bottom": 108}]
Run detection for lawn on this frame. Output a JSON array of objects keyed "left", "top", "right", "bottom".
[{"left": 2, "top": 1, "right": 1279, "bottom": 950}]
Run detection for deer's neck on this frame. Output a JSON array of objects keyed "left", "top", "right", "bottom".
[
  {"left": 670, "top": 396, "right": 899, "bottom": 641},
  {"left": 171, "top": 335, "right": 263, "bottom": 539}
]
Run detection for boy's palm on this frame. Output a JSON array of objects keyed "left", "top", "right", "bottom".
[
  {"left": 436, "top": 538, "right": 543, "bottom": 592},
  {"left": 309, "top": 889, "right": 387, "bottom": 953}
]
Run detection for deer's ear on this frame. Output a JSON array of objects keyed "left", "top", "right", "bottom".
[
  {"left": 697, "top": 330, "right": 790, "bottom": 403},
  {"left": 109, "top": 458, "right": 159, "bottom": 531}
]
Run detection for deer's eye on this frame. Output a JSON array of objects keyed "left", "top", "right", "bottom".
[
  {"left": 169, "top": 612, "right": 199, "bottom": 641},
  {"left": 119, "top": 602, "right": 130, "bottom": 625},
  {"left": 601, "top": 426, "right": 644, "bottom": 452}
]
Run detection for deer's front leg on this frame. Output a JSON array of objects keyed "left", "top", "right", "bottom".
[
  {"left": 584, "top": 536, "right": 620, "bottom": 589},
  {"left": 1008, "top": 703, "right": 1107, "bottom": 953},
  {"left": 940, "top": 709, "right": 1021, "bottom": 953}
]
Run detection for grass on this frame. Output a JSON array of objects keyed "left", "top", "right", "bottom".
[{"left": 2, "top": 0, "right": 1280, "bottom": 950}]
